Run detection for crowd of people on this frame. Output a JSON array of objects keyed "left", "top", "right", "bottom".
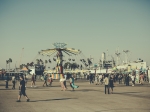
[
  {"left": 89, "top": 71, "right": 148, "bottom": 85},
  {"left": 0, "top": 70, "right": 149, "bottom": 102},
  {"left": 88, "top": 71, "right": 149, "bottom": 94}
]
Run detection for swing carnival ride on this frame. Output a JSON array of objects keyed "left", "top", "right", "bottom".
[{"left": 38, "top": 43, "right": 90, "bottom": 74}]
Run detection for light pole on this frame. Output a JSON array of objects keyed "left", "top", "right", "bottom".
[{"left": 6, "top": 60, "right": 9, "bottom": 73}]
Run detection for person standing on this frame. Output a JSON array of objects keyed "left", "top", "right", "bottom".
[
  {"left": 95, "top": 74, "right": 99, "bottom": 85},
  {"left": 118, "top": 74, "right": 122, "bottom": 84},
  {"left": 5, "top": 74, "right": 9, "bottom": 89},
  {"left": 109, "top": 76, "right": 114, "bottom": 94},
  {"left": 104, "top": 74, "right": 109, "bottom": 94},
  {"left": 98, "top": 74, "right": 103, "bottom": 85},
  {"left": 63, "top": 74, "right": 67, "bottom": 89},
  {"left": 16, "top": 75, "right": 30, "bottom": 102},
  {"left": 131, "top": 75, "right": 135, "bottom": 86},
  {"left": 125, "top": 74, "right": 130, "bottom": 86},
  {"left": 31, "top": 74, "right": 36, "bottom": 87},
  {"left": 123, "top": 74, "right": 126, "bottom": 85},
  {"left": 89, "top": 74, "right": 93, "bottom": 84},
  {"left": 12, "top": 75, "right": 16, "bottom": 89}
]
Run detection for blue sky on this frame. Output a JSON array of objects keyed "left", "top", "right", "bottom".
[{"left": 0, "top": 0, "right": 150, "bottom": 69}]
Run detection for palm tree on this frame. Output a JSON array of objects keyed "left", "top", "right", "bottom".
[
  {"left": 71, "top": 63, "right": 78, "bottom": 70},
  {"left": 63, "top": 62, "right": 71, "bottom": 69},
  {"left": 8, "top": 58, "right": 12, "bottom": 74}
]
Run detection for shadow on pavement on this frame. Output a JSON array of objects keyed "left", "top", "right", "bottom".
[
  {"left": 0, "top": 88, "right": 12, "bottom": 90},
  {"left": 29, "top": 98, "right": 77, "bottom": 102},
  {"left": 113, "top": 92, "right": 141, "bottom": 94},
  {"left": 113, "top": 92, "right": 150, "bottom": 99},
  {"left": 95, "top": 108, "right": 150, "bottom": 112}
]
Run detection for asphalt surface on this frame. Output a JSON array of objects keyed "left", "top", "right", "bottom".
[{"left": 0, "top": 79, "right": 150, "bottom": 112}]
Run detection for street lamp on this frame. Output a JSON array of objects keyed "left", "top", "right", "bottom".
[{"left": 6, "top": 60, "right": 9, "bottom": 72}]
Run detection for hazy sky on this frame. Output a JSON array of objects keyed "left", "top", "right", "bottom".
[{"left": 0, "top": 0, "right": 150, "bottom": 69}]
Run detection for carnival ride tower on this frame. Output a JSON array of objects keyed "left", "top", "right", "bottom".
[
  {"left": 56, "top": 49, "right": 63, "bottom": 74},
  {"left": 123, "top": 50, "right": 129, "bottom": 64},
  {"left": 38, "top": 43, "right": 81, "bottom": 74},
  {"left": 101, "top": 52, "right": 106, "bottom": 68}
]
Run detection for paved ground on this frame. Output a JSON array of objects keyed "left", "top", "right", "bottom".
[{"left": 0, "top": 79, "right": 150, "bottom": 112}]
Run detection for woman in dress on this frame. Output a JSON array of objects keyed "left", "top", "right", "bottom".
[{"left": 60, "top": 76, "right": 66, "bottom": 91}]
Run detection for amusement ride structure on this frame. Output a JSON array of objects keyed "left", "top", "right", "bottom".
[{"left": 38, "top": 43, "right": 81, "bottom": 74}]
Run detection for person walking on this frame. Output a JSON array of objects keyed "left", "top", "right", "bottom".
[
  {"left": 60, "top": 76, "right": 66, "bottom": 91},
  {"left": 31, "top": 74, "right": 36, "bottom": 87},
  {"left": 12, "top": 75, "right": 16, "bottom": 89},
  {"left": 104, "top": 74, "right": 109, "bottom": 94},
  {"left": 43, "top": 74, "right": 48, "bottom": 87},
  {"left": 48, "top": 74, "right": 53, "bottom": 86},
  {"left": 69, "top": 76, "right": 79, "bottom": 91},
  {"left": 16, "top": 75, "right": 30, "bottom": 102},
  {"left": 140, "top": 72, "right": 144, "bottom": 85}
]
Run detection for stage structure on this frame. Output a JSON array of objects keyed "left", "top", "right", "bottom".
[{"left": 38, "top": 43, "right": 81, "bottom": 74}]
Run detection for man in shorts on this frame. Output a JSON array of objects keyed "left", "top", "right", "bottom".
[{"left": 16, "top": 75, "right": 30, "bottom": 102}]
